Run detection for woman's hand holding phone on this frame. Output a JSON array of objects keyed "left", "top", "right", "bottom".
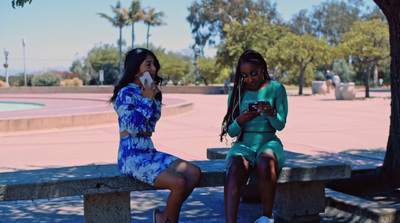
[
  {"left": 236, "top": 109, "right": 259, "bottom": 127},
  {"left": 253, "top": 101, "right": 275, "bottom": 116},
  {"left": 139, "top": 71, "right": 159, "bottom": 99}
]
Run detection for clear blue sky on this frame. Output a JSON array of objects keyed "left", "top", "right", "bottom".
[{"left": 0, "top": 0, "right": 377, "bottom": 76}]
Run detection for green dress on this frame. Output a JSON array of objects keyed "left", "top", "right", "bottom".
[{"left": 226, "top": 80, "right": 288, "bottom": 170}]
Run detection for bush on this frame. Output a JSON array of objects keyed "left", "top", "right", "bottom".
[
  {"left": 0, "top": 80, "right": 9, "bottom": 87},
  {"left": 32, "top": 72, "right": 61, "bottom": 86},
  {"left": 61, "top": 77, "right": 83, "bottom": 87}
]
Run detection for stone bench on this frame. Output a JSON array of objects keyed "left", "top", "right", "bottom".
[
  {"left": 0, "top": 154, "right": 350, "bottom": 223},
  {"left": 207, "top": 148, "right": 352, "bottom": 223},
  {"left": 0, "top": 161, "right": 224, "bottom": 223}
]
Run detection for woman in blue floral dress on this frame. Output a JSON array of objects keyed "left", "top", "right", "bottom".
[{"left": 109, "top": 48, "right": 201, "bottom": 223}]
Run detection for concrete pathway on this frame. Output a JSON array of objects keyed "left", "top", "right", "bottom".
[{"left": 0, "top": 89, "right": 391, "bottom": 222}]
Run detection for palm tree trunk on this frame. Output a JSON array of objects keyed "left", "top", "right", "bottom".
[
  {"left": 131, "top": 24, "right": 135, "bottom": 49},
  {"left": 119, "top": 26, "right": 123, "bottom": 77},
  {"left": 146, "top": 24, "right": 150, "bottom": 48}
]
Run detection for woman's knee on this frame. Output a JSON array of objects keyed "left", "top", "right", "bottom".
[
  {"left": 225, "top": 158, "right": 249, "bottom": 183},
  {"left": 256, "top": 157, "right": 277, "bottom": 181},
  {"left": 171, "top": 176, "right": 187, "bottom": 194},
  {"left": 187, "top": 164, "right": 201, "bottom": 184}
]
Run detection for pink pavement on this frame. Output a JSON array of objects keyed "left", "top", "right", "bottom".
[{"left": 0, "top": 89, "right": 390, "bottom": 172}]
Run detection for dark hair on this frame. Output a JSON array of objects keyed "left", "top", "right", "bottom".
[
  {"left": 219, "top": 50, "right": 271, "bottom": 142},
  {"left": 109, "top": 48, "right": 163, "bottom": 104}
]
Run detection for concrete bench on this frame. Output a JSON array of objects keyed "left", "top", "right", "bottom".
[
  {"left": 207, "top": 148, "right": 352, "bottom": 223},
  {"left": 0, "top": 161, "right": 224, "bottom": 223},
  {"left": 0, "top": 153, "right": 350, "bottom": 223}
]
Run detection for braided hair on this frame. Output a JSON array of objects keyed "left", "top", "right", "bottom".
[
  {"left": 109, "top": 48, "right": 163, "bottom": 104},
  {"left": 219, "top": 50, "right": 271, "bottom": 142}
]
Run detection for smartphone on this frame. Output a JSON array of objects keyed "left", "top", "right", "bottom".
[
  {"left": 138, "top": 71, "right": 153, "bottom": 87},
  {"left": 248, "top": 102, "right": 258, "bottom": 112}
]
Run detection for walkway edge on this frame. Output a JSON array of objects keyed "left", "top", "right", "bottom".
[{"left": 0, "top": 102, "right": 195, "bottom": 133}]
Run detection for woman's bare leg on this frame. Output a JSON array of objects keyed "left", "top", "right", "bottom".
[
  {"left": 256, "top": 151, "right": 278, "bottom": 219},
  {"left": 154, "top": 169, "right": 187, "bottom": 223},
  {"left": 169, "top": 159, "right": 201, "bottom": 199},
  {"left": 153, "top": 160, "right": 201, "bottom": 223},
  {"left": 225, "top": 155, "right": 252, "bottom": 223}
]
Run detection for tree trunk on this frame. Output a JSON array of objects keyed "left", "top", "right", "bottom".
[
  {"left": 365, "top": 59, "right": 371, "bottom": 98},
  {"left": 119, "top": 26, "right": 123, "bottom": 78},
  {"left": 131, "top": 23, "right": 135, "bottom": 49},
  {"left": 298, "top": 64, "right": 304, "bottom": 95},
  {"left": 146, "top": 25, "right": 150, "bottom": 48},
  {"left": 374, "top": 0, "right": 400, "bottom": 186},
  {"left": 374, "top": 61, "right": 379, "bottom": 88}
]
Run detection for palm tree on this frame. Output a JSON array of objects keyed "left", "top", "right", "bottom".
[
  {"left": 128, "top": 1, "right": 145, "bottom": 49},
  {"left": 143, "top": 7, "right": 166, "bottom": 48},
  {"left": 98, "top": 1, "right": 130, "bottom": 77}
]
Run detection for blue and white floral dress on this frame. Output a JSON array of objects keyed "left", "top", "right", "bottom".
[{"left": 114, "top": 83, "right": 178, "bottom": 186}]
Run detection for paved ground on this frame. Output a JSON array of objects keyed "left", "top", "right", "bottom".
[{"left": 0, "top": 88, "right": 391, "bottom": 222}]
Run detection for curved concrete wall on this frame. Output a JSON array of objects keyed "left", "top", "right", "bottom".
[{"left": 0, "top": 85, "right": 225, "bottom": 94}]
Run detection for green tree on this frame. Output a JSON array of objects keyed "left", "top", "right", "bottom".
[
  {"left": 289, "top": 9, "right": 313, "bottom": 35},
  {"left": 216, "top": 14, "right": 287, "bottom": 75},
  {"left": 268, "top": 33, "right": 335, "bottom": 95},
  {"left": 101, "top": 63, "right": 119, "bottom": 85},
  {"left": 98, "top": 1, "right": 130, "bottom": 77},
  {"left": 340, "top": 19, "right": 389, "bottom": 97},
  {"left": 331, "top": 58, "right": 355, "bottom": 83},
  {"left": 198, "top": 56, "right": 221, "bottom": 84},
  {"left": 311, "top": 0, "right": 364, "bottom": 46},
  {"left": 86, "top": 44, "right": 120, "bottom": 85},
  {"left": 155, "top": 49, "right": 190, "bottom": 84},
  {"left": 143, "top": 7, "right": 166, "bottom": 48},
  {"left": 186, "top": 0, "right": 281, "bottom": 50},
  {"left": 70, "top": 60, "right": 85, "bottom": 77},
  {"left": 128, "top": 0, "right": 145, "bottom": 49}
]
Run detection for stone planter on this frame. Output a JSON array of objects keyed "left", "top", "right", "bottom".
[
  {"left": 335, "top": 82, "right": 356, "bottom": 100},
  {"left": 335, "top": 83, "right": 344, "bottom": 100},
  {"left": 311, "top": 81, "right": 327, "bottom": 95}
]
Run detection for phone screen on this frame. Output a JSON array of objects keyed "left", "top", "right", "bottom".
[
  {"left": 248, "top": 102, "right": 257, "bottom": 111},
  {"left": 138, "top": 71, "right": 153, "bottom": 86}
]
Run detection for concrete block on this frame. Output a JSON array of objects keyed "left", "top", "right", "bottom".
[
  {"left": 275, "top": 181, "right": 325, "bottom": 222},
  {"left": 84, "top": 192, "right": 131, "bottom": 223}
]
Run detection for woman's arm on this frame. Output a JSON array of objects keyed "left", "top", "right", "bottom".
[
  {"left": 268, "top": 84, "right": 288, "bottom": 131},
  {"left": 114, "top": 87, "right": 154, "bottom": 133}
]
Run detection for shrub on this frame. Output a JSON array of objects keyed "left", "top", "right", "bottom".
[
  {"left": 61, "top": 77, "right": 83, "bottom": 87},
  {"left": 0, "top": 80, "right": 9, "bottom": 87},
  {"left": 32, "top": 72, "right": 61, "bottom": 86}
]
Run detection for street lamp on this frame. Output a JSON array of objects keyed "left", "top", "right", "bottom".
[
  {"left": 22, "top": 38, "right": 26, "bottom": 86},
  {"left": 3, "top": 48, "right": 9, "bottom": 85}
]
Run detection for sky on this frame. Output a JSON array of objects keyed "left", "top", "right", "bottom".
[{"left": 0, "top": 0, "right": 378, "bottom": 76}]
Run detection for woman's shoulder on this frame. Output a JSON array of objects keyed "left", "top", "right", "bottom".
[
  {"left": 120, "top": 83, "right": 141, "bottom": 94},
  {"left": 117, "top": 84, "right": 141, "bottom": 100},
  {"left": 269, "top": 80, "right": 285, "bottom": 89}
]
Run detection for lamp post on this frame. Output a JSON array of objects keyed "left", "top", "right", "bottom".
[
  {"left": 3, "top": 48, "right": 9, "bottom": 85},
  {"left": 22, "top": 38, "right": 26, "bottom": 86}
]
